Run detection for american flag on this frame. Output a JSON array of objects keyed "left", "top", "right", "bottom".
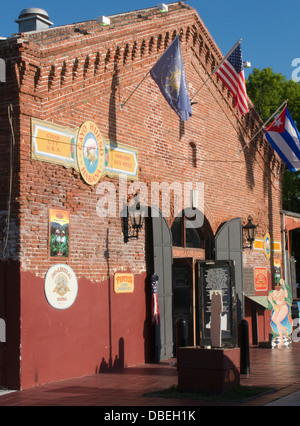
[{"left": 216, "top": 43, "right": 249, "bottom": 116}]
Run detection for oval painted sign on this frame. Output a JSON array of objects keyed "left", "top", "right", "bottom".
[{"left": 76, "top": 121, "right": 105, "bottom": 186}]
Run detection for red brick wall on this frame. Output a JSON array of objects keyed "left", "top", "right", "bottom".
[{"left": 0, "top": 4, "right": 283, "bottom": 388}]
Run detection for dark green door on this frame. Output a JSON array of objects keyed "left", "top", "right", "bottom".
[{"left": 152, "top": 210, "right": 173, "bottom": 361}]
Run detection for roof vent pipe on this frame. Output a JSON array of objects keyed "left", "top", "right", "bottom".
[{"left": 15, "top": 8, "right": 53, "bottom": 33}]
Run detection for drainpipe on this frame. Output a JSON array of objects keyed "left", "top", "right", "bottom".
[{"left": 282, "top": 211, "right": 287, "bottom": 282}]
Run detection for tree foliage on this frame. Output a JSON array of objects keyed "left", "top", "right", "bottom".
[{"left": 246, "top": 68, "right": 300, "bottom": 213}]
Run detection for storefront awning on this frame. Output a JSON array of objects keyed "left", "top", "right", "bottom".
[{"left": 246, "top": 296, "right": 269, "bottom": 309}]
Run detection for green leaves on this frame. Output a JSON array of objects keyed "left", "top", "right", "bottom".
[
  {"left": 50, "top": 234, "right": 69, "bottom": 257},
  {"left": 247, "top": 67, "right": 300, "bottom": 124}
]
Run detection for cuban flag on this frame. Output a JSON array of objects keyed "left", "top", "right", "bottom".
[
  {"left": 265, "top": 106, "right": 300, "bottom": 172},
  {"left": 150, "top": 35, "right": 192, "bottom": 121}
]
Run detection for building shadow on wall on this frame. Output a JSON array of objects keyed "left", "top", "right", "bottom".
[
  {"left": 238, "top": 125, "right": 255, "bottom": 190},
  {"left": 97, "top": 228, "right": 125, "bottom": 374},
  {"left": 239, "top": 113, "right": 277, "bottom": 286},
  {"left": 109, "top": 66, "right": 120, "bottom": 147},
  {"left": 180, "top": 120, "right": 185, "bottom": 140}
]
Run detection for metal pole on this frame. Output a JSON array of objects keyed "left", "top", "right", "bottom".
[
  {"left": 240, "top": 319, "right": 250, "bottom": 375},
  {"left": 120, "top": 70, "right": 151, "bottom": 110},
  {"left": 191, "top": 39, "right": 242, "bottom": 102}
]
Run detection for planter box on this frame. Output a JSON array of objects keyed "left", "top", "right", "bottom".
[{"left": 178, "top": 347, "right": 240, "bottom": 394}]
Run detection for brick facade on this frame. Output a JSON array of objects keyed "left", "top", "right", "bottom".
[{"left": 0, "top": 3, "right": 283, "bottom": 389}]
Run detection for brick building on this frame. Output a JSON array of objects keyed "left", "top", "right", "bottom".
[{"left": 0, "top": 3, "right": 284, "bottom": 390}]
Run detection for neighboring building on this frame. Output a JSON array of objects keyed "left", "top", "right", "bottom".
[
  {"left": 282, "top": 210, "right": 300, "bottom": 300},
  {"left": 0, "top": 3, "right": 284, "bottom": 390}
]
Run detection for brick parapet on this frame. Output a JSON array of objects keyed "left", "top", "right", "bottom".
[{"left": 0, "top": 3, "right": 283, "bottom": 282}]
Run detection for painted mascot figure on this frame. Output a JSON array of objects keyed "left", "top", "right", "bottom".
[{"left": 268, "top": 279, "right": 293, "bottom": 349}]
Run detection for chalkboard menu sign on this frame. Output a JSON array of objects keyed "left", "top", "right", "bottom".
[{"left": 197, "top": 260, "right": 237, "bottom": 348}]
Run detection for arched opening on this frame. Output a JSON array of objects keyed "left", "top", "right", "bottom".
[
  {"left": 171, "top": 210, "right": 214, "bottom": 350},
  {"left": 171, "top": 209, "right": 214, "bottom": 259}
]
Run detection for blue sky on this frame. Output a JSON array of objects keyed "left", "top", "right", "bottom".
[{"left": 1, "top": 0, "right": 299, "bottom": 80}]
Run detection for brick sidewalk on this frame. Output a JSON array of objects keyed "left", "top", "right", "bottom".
[{"left": 1, "top": 344, "right": 300, "bottom": 406}]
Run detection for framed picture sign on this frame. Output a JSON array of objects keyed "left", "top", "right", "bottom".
[{"left": 49, "top": 208, "right": 70, "bottom": 258}]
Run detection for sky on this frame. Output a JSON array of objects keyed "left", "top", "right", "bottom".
[{"left": 0, "top": 0, "right": 299, "bottom": 80}]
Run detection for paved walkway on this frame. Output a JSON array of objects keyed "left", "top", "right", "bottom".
[{"left": 1, "top": 344, "right": 300, "bottom": 406}]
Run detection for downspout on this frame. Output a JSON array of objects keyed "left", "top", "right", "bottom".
[{"left": 282, "top": 211, "right": 287, "bottom": 282}]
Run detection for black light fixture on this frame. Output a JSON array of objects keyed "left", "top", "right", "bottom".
[
  {"left": 129, "top": 201, "right": 144, "bottom": 231},
  {"left": 123, "top": 198, "right": 145, "bottom": 242},
  {"left": 243, "top": 216, "right": 258, "bottom": 249}
]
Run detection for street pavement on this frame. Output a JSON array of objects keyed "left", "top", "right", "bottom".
[{"left": 1, "top": 345, "right": 300, "bottom": 406}]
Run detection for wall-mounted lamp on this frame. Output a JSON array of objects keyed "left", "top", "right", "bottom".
[
  {"left": 123, "top": 198, "right": 146, "bottom": 243},
  {"left": 243, "top": 216, "right": 258, "bottom": 249},
  {"left": 157, "top": 3, "right": 168, "bottom": 13}
]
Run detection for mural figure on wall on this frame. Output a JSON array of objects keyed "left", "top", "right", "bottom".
[{"left": 268, "top": 279, "right": 293, "bottom": 348}]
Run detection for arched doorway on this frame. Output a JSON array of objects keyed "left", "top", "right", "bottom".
[
  {"left": 171, "top": 209, "right": 214, "bottom": 349},
  {"left": 171, "top": 208, "right": 214, "bottom": 259},
  {"left": 146, "top": 208, "right": 216, "bottom": 360}
]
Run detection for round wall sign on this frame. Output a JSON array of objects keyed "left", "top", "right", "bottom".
[
  {"left": 76, "top": 121, "right": 105, "bottom": 186},
  {"left": 45, "top": 264, "right": 78, "bottom": 310}
]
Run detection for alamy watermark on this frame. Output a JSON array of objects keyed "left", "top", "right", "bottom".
[
  {"left": 292, "top": 58, "right": 300, "bottom": 82},
  {"left": 292, "top": 319, "right": 300, "bottom": 343},
  {"left": 96, "top": 176, "right": 205, "bottom": 229}
]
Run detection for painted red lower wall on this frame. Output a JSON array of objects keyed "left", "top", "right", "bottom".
[
  {"left": 19, "top": 270, "right": 149, "bottom": 390},
  {"left": 0, "top": 261, "right": 21, "bottom": 391}
]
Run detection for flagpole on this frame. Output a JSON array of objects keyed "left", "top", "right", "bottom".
[
  {"left": 120, "top": 35, "right": 180, "bottom": 111},
  {"left": 238, "top": 100, "right": 288, "bottom": 155},
  {"left": 120, "top": 70, "right": 151, "bottom": 111},
  {"left": 191, "top": 39, "right": 242, "bottom": 103}
]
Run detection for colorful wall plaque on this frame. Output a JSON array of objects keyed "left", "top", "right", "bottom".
[
  {"left": 254, "top": 267, "right": 268, "bottom": 292},
  {"left": 31, "top": 118, "right": 138, "bottom": 184},
  {"left": 49, "top": 209, "right": 70, "bottom": 258},
  {"left": 114, "top": 273, "right": 134, "bottom": 294},
  {"left": 76, "top": 121, "right": 105, "bottom": 186},
  {"left": 253, "top": 234, "right": 281, "bottom": 259},
  {"left": 31, "top": 118, "right": 79, "bottom": 171},
  {"left": 45, "top": 264, "right": 78, "bottom": 310}
]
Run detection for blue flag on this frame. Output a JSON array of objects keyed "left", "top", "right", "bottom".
[
  {"left": 150, "top": 36, "right": 192, "bottom": 121},
  {"left": 265, "top": 106, "right": 300, "bottom": 172}
]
